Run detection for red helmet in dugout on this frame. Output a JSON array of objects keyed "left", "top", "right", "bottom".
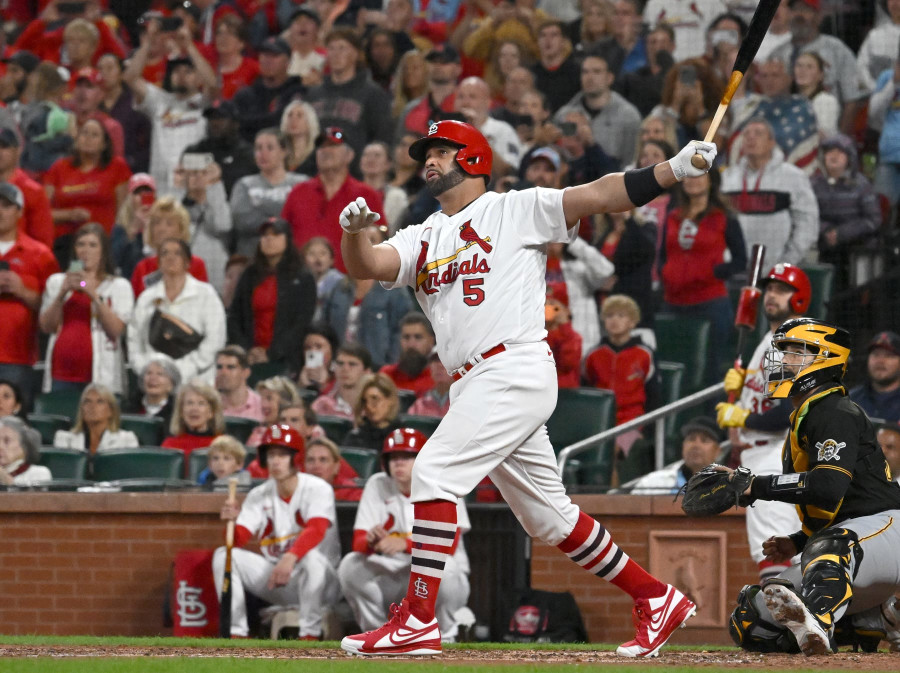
[
  {"left": 760, "top": 263, "right": 811, "bottom": 314},
  {"left": 257, "top": 423, "right": 305, "bottom": 468},
  {"left": 408, "top": 120, "right": 493, "bottom": 179},
  {"left": 381, "top": 427, "right": 427, "bottom": 473}
]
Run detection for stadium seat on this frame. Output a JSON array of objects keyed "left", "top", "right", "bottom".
[
  {"left": 248, "top": 361, "right": 288, "bottom": 388},
  {"left": 654, "top": 314, "right": 712, "bottom": 393},
  {"left": 397, "top": 389, "right": 417, "bottom": 413},
  {"left": 38, "top": 447, "right": 88, "bottom": 480},
  {"left": 798, "top": 263, "right": 835, "bottom": 321},
  {"left": 298, "top": 388, "right": 319, "bottom": 405},
  {"left": 396, "top": 414, "right": 441, "bottom": 437},
  {"left": 317, "top": 415, "right": 353, "bottom": 444},
  {"left": 33, "top": 389, "right": 82, "bottom": 419},
  {"left": 189, "top": 449, "right": 209, "bottom": 483},
  {"left": 340, "top": 447, "right": 379, "bottom": 480},
  {"left": 27, "top": 413, "right": 71, "bottom": 445},
  {"left": 92, "top": 448, "right": 185, "bottom": 481},
  {"left": 547, "top": 388, "right": 616, "bottom": 490},
  {"left": 224, "top": 416, "right": 259, "bottom": 443},
  {"left": 119, "top": 414, "right": 166, "bottom": 446},
  {"left": 657, "top": 361, "right": 686, "bottom": 438}
]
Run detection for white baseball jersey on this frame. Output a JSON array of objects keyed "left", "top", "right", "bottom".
[
  {"left": 383, "top": 188, "right": 577, "bottom": 371},
  {"left": 354, "top": 473, "right": 470, "bottom": 572},
  {"left": 236, "top": 474, "right": 340, "bottom": 567},
  {"left": 738, "top": 331, "right": 786, "bottom": 448}
]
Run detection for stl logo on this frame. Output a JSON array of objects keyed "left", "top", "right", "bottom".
[
  {"left": 413, "top": 577, "right": 429, "bottom": 598},
  {"left": 176, "top": 581, "right": 208, "bottom": 628},
  {"left": 428, "top": 123, "right": 439, "bottom": 135}
]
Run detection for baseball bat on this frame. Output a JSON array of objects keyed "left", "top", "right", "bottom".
[
  {"left": 690, "top": 0, "right": 782, "bottom": 169},
  {"left": 219, "top": 477, "right": 238, "bottom": 638}
]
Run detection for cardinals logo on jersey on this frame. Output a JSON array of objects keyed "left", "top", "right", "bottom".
[
  {"left": 415, "top": 220, "right": 493, "bottom": 294},
  {"left": 459, "top": 221, "right": 492, "bottom": 252}
]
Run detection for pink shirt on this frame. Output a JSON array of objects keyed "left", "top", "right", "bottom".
[
  {"left": 407, "top": 390, "right": 450, "bottom": 418},
  {"left": 222, "top": 388, "right": 264, "bottom": 422},
  {"left": 311, "top": 389, "right": 354, "bottom": 419}
]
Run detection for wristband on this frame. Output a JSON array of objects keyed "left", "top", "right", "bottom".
[{"left": 624, "top": 165, "right": 665, "bottom": 206}]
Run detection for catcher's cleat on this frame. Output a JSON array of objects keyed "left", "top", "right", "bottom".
[
  {"left": 616, "top": 584, "right": 696, "bottom": 658},
  {"left": 341, "top": 600, "right": 441, "bottom": 656},
  {"left": 763, "top": 582, "right": 832, "bottom": 655},
  {"left": 883, "top": 597, "right": 900, "bottom": 652}
]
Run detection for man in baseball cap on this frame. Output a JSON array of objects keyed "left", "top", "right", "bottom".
[
  {"left": 628, "top": 417, "right": 723, "bottom": 494},
  {"left": 849, "top": 331, "right": 900, "bottom": 422},
  {"left": 0, "top": 51, "right": 38, "bottom": 104},
  {"left": 522, "top": 147, "right": 561, "bottom": 188},
  {"left": 181, "top": 98, "right": 254, "bottom": 195}
]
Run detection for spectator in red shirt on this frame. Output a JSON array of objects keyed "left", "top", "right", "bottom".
[
  {"left": 295, "top": 322, "right": 340, "bottom": 395},
  {"left": 130, "top": 197, "right": 209, "bottom": 297},
  {"left": 305, "top": 436, "right": 363, "bottom": 501},
  {"left": 226, "top": 217, "right": 317, "bottom": 372},
  {"left": 584, "top": 294, "right": 660, "bottom": 427},
  {"left": 0, "top": 182, "right": 59, "bottom": 407},
  {"left": 134, "top": 11, "right": 171, "bottom": 86},
  {"left": 545, "top": 282, "right": 582, "bottom": 389},
  {"left": 407, "top": 348, "right": 452, "bottom": 418},
  {"left": 68, "top": 67, "right": 125, "bottom": 158},
  {"left": 281, "top": 126, "right": 386, "bottom": 272},
  {"left": 45, "top": 116, "right": 131, "bottom": 266},
  {"left": 0, "top": 128, "right": 54, "bottom": 249},
  {"left": 162, "top": 380, "right": 226, "bottom": 463},
  {"left": 380, "top": 312, "right": 436, "bottom": 397},
  {"left": 15, "top": 6, "right": 126, "bottom": 68},
  {"left": 212, "top": 13, "right": 259, "bottom": 100},
  {"left": 397, "top": 43, "right": 461, "bottom": 138}
]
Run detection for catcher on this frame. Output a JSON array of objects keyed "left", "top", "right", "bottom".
[{"left": 682, "top": 317, "right": 900, "bottom": 655}]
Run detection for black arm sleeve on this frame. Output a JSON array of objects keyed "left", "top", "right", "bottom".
[
  {"left": 712, "top": 214, "right": 748, "bottom": 279},
  {"left": 750, "top": 467, "right": 851, "bottom": 512}
]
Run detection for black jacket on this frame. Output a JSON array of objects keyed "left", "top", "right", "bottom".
[
  {"left": 233, "top": 76, "right": 306, "bottom": 142},
  {"left": 227, "top": 262, "right": 316, "bottom": 370}
]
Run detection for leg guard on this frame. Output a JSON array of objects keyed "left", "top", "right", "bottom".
[
  {"left": 729, "top": 583, "right": 798, "bottom": 653},
  {"left": 799, "top": 527, "right": 862, "bottom": 630}
]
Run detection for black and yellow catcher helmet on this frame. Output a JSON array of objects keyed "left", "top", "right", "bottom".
[{"left": 763, "top": 318, "right": 851, "bottom": 398}]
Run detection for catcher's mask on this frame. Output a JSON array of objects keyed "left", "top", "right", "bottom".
[{"left": 763, "top": 318, "right": 850, "bottom": 398}]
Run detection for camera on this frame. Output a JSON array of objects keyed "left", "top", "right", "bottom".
[
  {"left": 160, "top": 16, "right": 183, "bottom": 32},
  {"left": 58, "top": 2, "right": 87, "bottom": 15}
]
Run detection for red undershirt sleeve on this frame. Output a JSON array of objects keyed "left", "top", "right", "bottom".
[
  {"left": 232, "top": 525, "right": 252, "bottom": 549},
  {"left": 287, "top": 517, "right": 330, "bottom": 561}
]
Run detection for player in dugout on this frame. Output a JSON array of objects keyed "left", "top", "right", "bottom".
[{"left": 336, "top": 119, "right": 718, "bottom": 657}]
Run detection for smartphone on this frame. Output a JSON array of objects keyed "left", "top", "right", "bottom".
[
  {"left": 0, "top": 260, "right": 9, "bottom": 271},
  {"left": 68, "top": 260, "right": 84, "bottom": 273},
  {"left": 305, "top": 350, "right": 325, "bottom": 369},
  {"left": 58, "top": 2, "right": 87, "bottom": 15},
  {"left": 160, "top": 16, "right": 184, "bottom": 32},
  {"left": 558, "top": 122, "right": 577, "bottom": 137},
  {"left": 181, "top": 153, "right": 214, "bottom": 171},
  {"left": 679, "top": 65, "right": 698, "bottom": 86}
]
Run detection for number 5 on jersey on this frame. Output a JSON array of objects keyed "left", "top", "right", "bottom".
[{"left": 463, "top": 278, "right": 484, "bottom": 306}]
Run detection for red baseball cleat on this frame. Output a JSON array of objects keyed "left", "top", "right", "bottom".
[
  {"left": 341, "top": 600, "right": 442, "bottom": 656},
  {"left": 616, "top": 584, "right": 697, "bottom": 657}
]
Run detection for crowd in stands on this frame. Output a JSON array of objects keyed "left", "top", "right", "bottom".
[{"left": 1, "top": 0, "right": 900, "bottom": 498}]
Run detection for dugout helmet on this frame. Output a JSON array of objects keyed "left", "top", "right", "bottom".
[
  {"left": 408, "top": 120, "right": 493, "bottom": 179},
  {"left": 257, "top": 423, "right": 305, "bottom": 469},
  {"left": 763, "top": 318, "right": 851, "bottom": 399},
  {"left": 759, "top": 263, "right": 811, "bottom": 315},
  {"left": 381, "top": 427, "right": 427, "bottom": 473}
]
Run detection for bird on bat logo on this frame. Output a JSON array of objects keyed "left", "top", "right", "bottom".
[{"left": 459, "top": 220, "right": 492, "bottom": 253}]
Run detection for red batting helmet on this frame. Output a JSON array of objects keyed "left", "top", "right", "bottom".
[
  {"left": 408, "top": 120, "right": 493, "bottom": 179},
  {"left": 759, "top": 263, "right": 811, "bottom": 314},
  {"left": 257, "top": 423, "right": 305, "bottom": 469},
  {"left": 381, "top": 427, "right": 427, "bottom": 473}
]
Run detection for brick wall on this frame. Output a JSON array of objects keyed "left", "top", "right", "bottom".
[{"left": 0, "top": 493, "right": 754, "bottom": 643}]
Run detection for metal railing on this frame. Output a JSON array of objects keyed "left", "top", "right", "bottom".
[{"left": 557, "top": 382, "right": 726, "bottom": 474}]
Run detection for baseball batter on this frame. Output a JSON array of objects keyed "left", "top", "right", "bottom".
[
  {"left": 715, "top": 265, "right": 809, "bottom": 580},
  {"left": 722, "top": 319, "right": 900, "bottom": 655},
  {"left": 339, "top": 428, "right": 471, "bottom": 640},
  {"left": 337, "top": 120, "right": 718, "bottom": 657},
  {"left": 212, "top": 424, "right": 340, "bottom": 639}
]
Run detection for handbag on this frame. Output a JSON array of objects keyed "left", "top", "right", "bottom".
[{"left": 148, "top": 309, "right": 204, "bottom": 360}]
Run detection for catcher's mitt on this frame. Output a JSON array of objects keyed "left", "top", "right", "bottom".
[{"left": 679, "top": 464, "right": 754, "bottom": 517}]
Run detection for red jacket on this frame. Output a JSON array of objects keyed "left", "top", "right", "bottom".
[
  {"left": 11, "top": 168, "right": 53, "bottom": 248},
  {"left": 584, "top": 336, "right": 657, "bottom": 425},
  {"left": 547, "top": 322, "right": 582, "bottom": 389},
  {"left": 380, "top": 363, "right": 434, "bottom": 397}
]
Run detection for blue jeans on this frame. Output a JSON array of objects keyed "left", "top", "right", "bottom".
[{"left": 50, "top": 380, "right": 89, "bottom": 394}]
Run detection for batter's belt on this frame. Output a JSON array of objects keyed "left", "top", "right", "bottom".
[{"left": 450, "top": 344, "right": 507, "bottom": 381}]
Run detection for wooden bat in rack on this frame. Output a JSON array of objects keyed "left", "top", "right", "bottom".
[
  {"left": 219, "top": 477, "right": 238, "bottom": 638},
  {"left": 691, "top": 0, "right": 782, "bottom": 169}
]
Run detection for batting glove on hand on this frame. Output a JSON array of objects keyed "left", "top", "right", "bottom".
[
  {"left": 339, "top": 197, "right": 381, "bottom": 234},
  {"left": 716, "top": 402, "right": 750, "bottom": 428},
  {"left": 670, "top": 141, "right": 717, "bottom": 181},
  {"left": 723, "top": 367, "right": 746, "bottom": 396}
]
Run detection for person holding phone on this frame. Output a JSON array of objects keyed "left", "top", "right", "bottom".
[
  {"left": 39, "top": 222, "right": 134, "bottom": 394},
  {"left": 226, "top": 217, "right": 316, "bottom": 370},
  {"left": 296, "top": 322, "right": 340, "bottom": 393}
]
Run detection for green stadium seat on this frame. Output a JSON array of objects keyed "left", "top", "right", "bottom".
[
  {"left": 798, "top": 263, "right": 834, "bottom": 321},
  {"left": 189, "top": 448, "right": 209, "bottom": 483},
  {"left": 396, "top": 414, "right": 441, "bottom": 437},
  {"left": 547, "top": 388, "right": 617, "bottom": 490},
  {"left": 119, "top": 414, "right": 165, "bottom": 446},
  {"left": 33, "top": 389, "right": 82, "bottom": 419},
  {"left": 224, "top": 416, "right": 259, "bottom": 443},
  {"left": 657, "top": 360, "right": 687, "bottom": 438},
  {"left": 27, "top": 413, "right": 71, "bottom": 445},
  {"left": 340, "top": 447, "right": 379, "bottom": 480},
  {"left": 38, "top": 447, "right": 87, "bottom": 480},
  {"left": 397, "top": 390, "right": 417, "bottom": 414},
  {"left": 318, "top": 415, "right": 353, "bottom": 444},
  {"left": 654, "top": 314, "right": 712, "bottom": 393},
  {"left": 248, "top": 361, "right": 288, "bottom": 388},
  {"left": 299, "top": 388, "right": 319, "bottom": 405},
  {"left": 92, "top": 447, "right": 185, "bottom": 481}
]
